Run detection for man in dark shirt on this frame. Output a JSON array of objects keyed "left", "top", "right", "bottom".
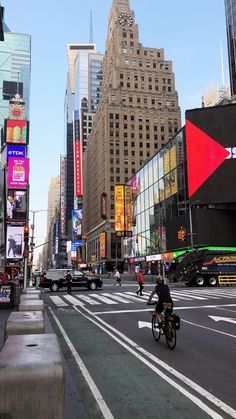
[
  {"left": 65, "top": 271, "right": 73, "bottom": 294},
  {"left": 147, "top": 276, "right": 173, "bottom": 328}
]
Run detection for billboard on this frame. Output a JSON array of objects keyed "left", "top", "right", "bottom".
[
  {"left": 6, "top": 225, "right": 24, "bottom": 259},
  {"left": 4, "top": 119, "right": 29, "bottom": 145},
  {"left": 74, "top": 112, "right": 83, "bottom": 197},
  {"left": 99, "top": 232, "right": 106, "bottom": 258},
  {"left": 186, "top": 105, "right": 236, "bottom": 204},
  {"left": 7, "top": 157, "right": 29, "bottom": 189},
  {"left": 72, "top": 209, "right": 83, "bottom": 235},
  {"left": 7, "top": 145, "right": 26, "bottom": 159},
  {"left": 6, "top": 190, "right": 27, "bottom": 222},
  {"left": 115, "top": 185, "right": 132, "bottom": 237}
]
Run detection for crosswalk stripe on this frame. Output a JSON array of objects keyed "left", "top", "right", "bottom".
[
  {"left": 171, "top": 291, "right": 207, "bottom": 300},
  {"left": 49, "top": 296, "right": 69, "bottom": 307},
  {"left": 117, "top": 292, "right": 146, "bottom": 302},
  {"left": 63, "top": 295, "right": 83, "bottom": 306},
  {"left": 88, "top": 294, "right": 118, "bottom": 304},
  {"left": 75, "top": 295, "right": 101, "bottom": 305},
  {"left": 102, "top": 293, "right": 131, "bottom": 303}
]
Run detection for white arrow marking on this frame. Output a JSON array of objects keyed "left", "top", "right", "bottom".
[
  {"left": 209, "top": 315, "right": 236, "bottom": 325},
  {"left": 138, "top": 321, "right": 152, "bottom": 329}
]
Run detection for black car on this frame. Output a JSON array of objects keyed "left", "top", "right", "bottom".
[{"left": 39, "top": 270, "right": 103, "bottom": 292}]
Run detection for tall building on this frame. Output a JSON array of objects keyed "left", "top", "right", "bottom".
[
  {"left": 225, "top": 0, "right": 236, "bottom": 96},
  {"left": 83, "top": 0, "right": 181, "bottom": 271},
  {"left": 47, "top": 176, "right": 60, "bottom": 235},
  {"left": 0, "top": 9, "right": 31, "bottom": 127},
  {"left": 64, "top": 44, "right": 103, "bottom": 237}
]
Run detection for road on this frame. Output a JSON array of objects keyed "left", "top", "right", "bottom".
[{"left": 41, "top": 281, "right": 236, "bottom": 419}]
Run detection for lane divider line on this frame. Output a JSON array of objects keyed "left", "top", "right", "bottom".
[
  {"left": 48, "top": 306, "right": 114, "bottom": 419},
  {"left": 73, "top": 305, "right": 236, "bottom": 418}
]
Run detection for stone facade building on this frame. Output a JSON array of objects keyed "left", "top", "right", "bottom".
[{"left": 83, "top": 0, "right": 181, "bottom": 270}]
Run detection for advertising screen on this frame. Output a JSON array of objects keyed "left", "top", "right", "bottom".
[
  {"left": 72, "top": 209, "right": 83, "bottom": 235},
  {"left": 0, "top": 285, "right": 11, "bottom": 303},
  {"left": 4, "top": 119, "right": 29, "bottom": 144},
  {"left": 186, "top": 105, "right": 236, "bottom": 204},
  {"left": 7, "top": 157, "right": 29, "bottom": 189},
  {"left": 6, "top": 190, "right": 27, "bottom": 222},
  {"left": 125, "top": 186, "right": 132, "bottom": 235},
  {"left": 74, "top": 140, "right": 83, "bottom": 196},
  {"left": 6, "top": 225, "right": 24, "bottom": 259},
  {"left": 115, "top": 185, "right": 125, "bottom": 233},
  {"left": 99, "top": 232, "right": 106, "bottom": 258},
  {"left": 7, "top": 145, "right": 26, "bottom": 159}
]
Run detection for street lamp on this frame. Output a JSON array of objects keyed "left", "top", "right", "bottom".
[{"left": 188, "top": 200, "right": 199, "bottom": 249}]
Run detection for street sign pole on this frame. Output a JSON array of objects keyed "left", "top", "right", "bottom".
[{"left": 23, "top": 255, "right": 28, "bottom": 289}]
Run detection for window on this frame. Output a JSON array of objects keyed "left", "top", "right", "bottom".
[
  {"left": 125, "top": 59, "right": 129, "bottom": 65},
  {"left": 116, "top": 114, "right": 119, "bottom": 120},
  {"left": 130, "top": 115, "right": 134, "bottom": 121},
  {"left": 120, "top": 74, "right": 124, "bottom": 79}
]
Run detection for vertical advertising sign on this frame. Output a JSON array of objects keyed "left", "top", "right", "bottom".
[
  {"left": 99, "top": 232, "right": 106, "bottom": 258},
  {"left": 54, "top": 220, "right": 59, "bottom": 255},
  {"left": 60, "top": 155, "right": 67, "bottom": 236},
  {"left": 4, "top": 119, "right": 29, "bottom": 144},
  {"left": 115, "top": 185, "right": 125, "bottom": 235},
  {"left": 72, "top": 209, "right": 83, "bottom": 236},
  {"left": 74, "top": 111, "right": 83, "bottom": 197},
  {"left": 7, "top": 157, "right": 29, "bottom": 189},
  {"left": 115, "top": 185, "right": 133, "bottom": 237},
  {"left": 6, "top": 226, "right": 24, "bottom": 259},
  {"left": 124, "top": 186, "right": 132, "bottom": 236}
]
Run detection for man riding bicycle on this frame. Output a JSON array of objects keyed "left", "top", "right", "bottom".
[{"left": 147, "top": 276, "right": 173, "bottom": 331}]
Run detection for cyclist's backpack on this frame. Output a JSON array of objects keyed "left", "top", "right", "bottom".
[{"left": 173, "top": 314, "right": 180, "bottom": 330}]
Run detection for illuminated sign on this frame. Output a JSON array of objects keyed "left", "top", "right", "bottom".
[
  {"left": 4, "top": 119, "right": 29, "bottom": 144},
  {"left": 6, "top": 190, "right": 27, "bottom": 222},
  {"left": 72, "top": 209, "right": 83, "bottom": 235},
  {"left": 74, "top": 140, "right": 83, "bottom": 196},
  {"left": 185, "top": 106, "right": 236, "bottom": 204},
  {"left": 99, "top": 232, "right": 106, "bottom": 258},
  {"left": 115, "top": 185, "right": 133, "bottom": 237},
  {"left": 60, "top": 156, "right": 66, "bottom": 236},
  {"left": 7, "top": 145, "right": 26, "bottom": 159},
  {"left": 7, "top": 157, "right": 29, "bottom": 189},
  {"left": 101, "top": 193, "right": 107, "bottom": 219},
  {"left": 6, "top": 225, "right": 24, "bottom": 259}
]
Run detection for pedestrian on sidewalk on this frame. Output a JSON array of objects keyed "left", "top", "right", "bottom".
[
  {"left": 113, "top": 269, "right": 121, "bottom": 286},
  {"left": 136, "top": 269, "right": 144, "bottom": 296},
  {"left": 65, "top": 271, "right": 73, "bottom": 294}
]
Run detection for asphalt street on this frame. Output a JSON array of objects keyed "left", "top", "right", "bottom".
[{"left": 41, "top": 280, "right": 236, "bottom": 419}]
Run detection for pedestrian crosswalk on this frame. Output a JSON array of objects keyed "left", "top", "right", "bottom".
[{"left": 49, "top": 288, "right": 236, "bottom": 308}]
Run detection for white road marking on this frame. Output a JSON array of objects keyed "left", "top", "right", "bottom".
[
  {"left": 88, "top": 294, "right": 118, "bottom": 305},
  {"left": 101, "top": 293, "right": 131, "bottom": 304},
  {"left": 73, "top": 305, "right": 233, "bottom": 418},
  {"left": 76, "top": 295, "right": 101, "bottom": 305},
  {"left": 48, "top": 307, "right": 114, "bottom": 419},
  {"left": 115, "top": 292, "right": 145, "bottom": 302},
  {"left": 209, "top": 315, "right": 236, "bottom": 325},
  {"left": 63, "top": 295, "right": 83, "bottom": 306},
  {"left": 138, "top": 321, "right": 152, "bottom": 329},
  {"left": 182, "top": 319, "right": 236, "bottom": 339},
  {"left": 49, "top": 296, "right": 69, "bottom": 307},
  {"left": 171, "top": 291, "right": 207, "bottom": 300}
]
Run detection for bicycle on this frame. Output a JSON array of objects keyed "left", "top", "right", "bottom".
[{"left": 149, "top": 302, "right": 180, "bottom": 350}]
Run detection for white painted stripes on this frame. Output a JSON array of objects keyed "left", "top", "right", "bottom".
[{"left": 49, "top": 288, "right": 236, "bottom": 308}]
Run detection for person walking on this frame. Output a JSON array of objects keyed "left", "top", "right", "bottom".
[
  {"left": 113, "top": 269, "right": 121, "bottom": 286},
  {"left": 136, "top": 269, "right": 144, "bottom": 296},
  {"left": 65, "top": 270, "right": 73, "bottom": 294}
]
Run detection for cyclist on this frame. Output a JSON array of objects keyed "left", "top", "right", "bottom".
[{"left": 147, "top": 276, "right": 173, "bottom": 331}]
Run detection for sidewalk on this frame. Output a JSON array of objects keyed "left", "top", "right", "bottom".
[{"left": 0, "top": 292, "right": 89, "bottom": 419}]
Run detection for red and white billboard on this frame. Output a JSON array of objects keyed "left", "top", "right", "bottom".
[
  {"left": 74, "top": 140, "right": 83, "bottom": 196},
  {"left": 7, "top": 157, "right": 29, "bottom": 189},
  {"left": 4, "top": 119, "right": 29, "bottom": 144}
]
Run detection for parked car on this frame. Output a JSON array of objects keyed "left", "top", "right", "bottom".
[{"left": 39, "top": 269, "right": 103, "bottom": 292}]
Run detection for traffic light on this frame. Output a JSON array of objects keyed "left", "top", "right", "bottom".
[
  {"left": 24, "top": 226, "right": 30, "bottom": 244},
  {"left": 177, "top": 228, "right": 187, "bottom": 242}
]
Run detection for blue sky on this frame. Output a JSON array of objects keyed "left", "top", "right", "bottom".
[{"left": 3, "top": 0, "right": 228, "bottom": 258}]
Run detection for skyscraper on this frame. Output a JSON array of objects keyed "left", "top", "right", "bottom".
[
  {"left": 225, "top": 0, "right": 236, "bottom": 96},
  {"left": 83, "top": 0, "right": 181, "bottom": 270},
  {"left": 64, "top": 44, "right": 103, "bottom": 238}
]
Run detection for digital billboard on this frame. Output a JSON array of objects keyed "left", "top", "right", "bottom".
[
  {"left": 7, "top": 145, "right": 26, "bottom": 159},
  {"left": 186, "top": 104, "right": 236, "bottom": 204},
  {"left": 6, "top": 226, "right": 24, "bottom": 259},
  {"left": 60, "top": 156, "right": 66, "bottom": 236},
  {"left": 99, "top": 232, "right": 106, "bottom": 258},
  {"left": 6, "top": 190, "right": 27, "bottom": 222},
  {"left": 115, "top": 185, "right": 132, "bottom": 237},
  {"left": 7, "top": 157, "right": 29, "bottom": 189},
  {"left": 4, "top": 119, "right": 29, "bottom": 145},
  {"left": 72, "top": 209, "right": 83, "bottom": 235}
]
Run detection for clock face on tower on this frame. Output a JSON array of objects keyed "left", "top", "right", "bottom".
[{"left": 118, "top": 13, "right": 133, "bottom": 27}]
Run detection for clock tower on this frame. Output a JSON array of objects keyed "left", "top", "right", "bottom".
[{"left": 83, "top": 0, "right": 181, "bottom": 268}]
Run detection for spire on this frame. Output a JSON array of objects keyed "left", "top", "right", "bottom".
[
  {"left": 112, "top": 0, "right": 130, "bottom": 5},
  {"left": 89, "top": 11, "right": 93, "bottom": 44}
]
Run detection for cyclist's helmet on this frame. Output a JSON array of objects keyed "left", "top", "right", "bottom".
[{"left": 156, "top": 276, "right": 164, "bottom": 284}]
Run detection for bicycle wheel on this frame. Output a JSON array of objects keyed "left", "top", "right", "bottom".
[
  {"left": 165, "top": 321, "right": 176, "bottom": 350},
  {"left": 152, "top": 314, "right": 161, "bottom": 342}
]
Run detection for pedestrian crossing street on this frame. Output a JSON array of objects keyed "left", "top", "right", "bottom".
[{"left": 49, "top": 288, "right": 236, "bottom": 308}]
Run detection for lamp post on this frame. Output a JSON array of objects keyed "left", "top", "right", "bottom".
[{"left": 188, "top": 201, "right": 199, "bottom": 249}]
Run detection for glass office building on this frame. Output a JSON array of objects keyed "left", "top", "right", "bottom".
[
  {"left": 126, "top": 128, "right": 187, "bottom": 259},
  {"left": 0, "top": 30, "right": 31, "bottom": 128}
]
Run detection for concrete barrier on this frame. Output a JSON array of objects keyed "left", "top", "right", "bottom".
[
  {"left": 19, "top": 300, "right": 44, "bottom": 312},
  {"left": 20, "top": 294, "right": 40, "bottom": 302},
  {"left": 5, "top": 311, "right": 44, "bottom": 338},
  {"left": 0, "top": 334, "right": 65, "bottom": 419}
]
